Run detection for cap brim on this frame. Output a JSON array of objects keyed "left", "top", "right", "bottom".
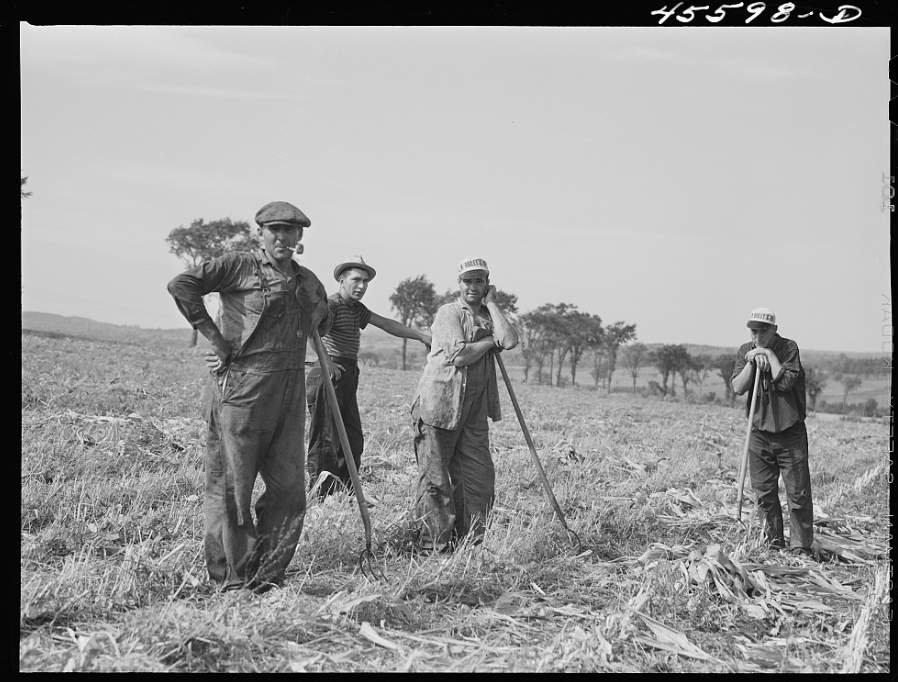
[
  {"left": 747, "top": 321, "right": 772, "bottom": 330},
  {"left": 262, "top": 220, "right": 310, "bottom": 228}
]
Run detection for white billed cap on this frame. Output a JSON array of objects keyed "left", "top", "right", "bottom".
[
  {"left": 458, "top": 257, "right": 489, "bottom": 276},
  {"left": 747, "top": 307, "right": 776, "bottom": 329}
]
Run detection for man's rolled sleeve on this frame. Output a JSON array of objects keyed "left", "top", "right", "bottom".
[
  {"left": 771, "top": 342, "right": 801, "bottom": 392},
  {"left": 167, "top": 254, "right": 243, "bottom": 328}
]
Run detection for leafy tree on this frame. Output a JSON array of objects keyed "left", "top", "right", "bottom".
[
  {"left": 565, "top": 311, "right": 603, "bottom": 388},
  {"left": 804, "top": 365, "right": 827, "bottom": 411},
  {"left": 676, "top": 351, "right": 695, "bottom": 397},
  {"left": 21, "top": 176, "right": 32, "bottom": 199},
  {"left": 691, "top": 354, "right": 714, "bottom": 399},
  {"left": 390, "top": 275, "right": 437, "bottom": 370},
  {"left": 622, "top": 342, "right": 648, "bottom": 394},
  {"left": 840, "top": 375, "right": 862, "bottom": 412},
  {"left": 590, "top": 345, "right": 609, "bottom": 391},
  {"left": 519, "top": 304, "right": 557, "bottom": 384},
  {"left": 709, "top": 354, "right": 737, "bottom": 404},
  {"left": 651, "top": 344, "right": 688, "bottom": 397},
  {"left": 602, "top": 322, "right": 637, "bottom": 392},
  {"left": 539, "top": 303, "right": 591, "bottom": 387},
  {"left": 166, "top": 217, "right": 258, "bottom": 346}
]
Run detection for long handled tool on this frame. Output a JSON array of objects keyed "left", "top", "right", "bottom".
[
  {"left": 735, "top": 364, "right": 763, "bottom": 523},
  {"left": 311, "top": 329, "right": 384, "bottom": 581},
  {"left": 493, "top": 352, "right": 583, "bottom": 553}
]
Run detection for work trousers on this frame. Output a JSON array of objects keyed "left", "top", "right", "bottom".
[
  {"left": 203, "top": 367, "right": 307, "bottom": 592},
  {"left": 306, "top": 359, "right": 363, "bottom": 498},
  {"left": 748, "top": 420, "right": 814, "bottom": 549},
  {"left": 413, "top": 356, "right": 494, "bottom": 551}
]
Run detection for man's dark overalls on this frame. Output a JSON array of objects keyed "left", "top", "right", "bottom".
[{"left": 202, "top": 259, "right": 322, "bottom": 592}]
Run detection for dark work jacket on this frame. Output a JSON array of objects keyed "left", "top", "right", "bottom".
[
  {"left": 167, "top": 249, "right": 331, "bottom": 372},
  {"left": 732, "top": 334, "right": 806, "bottom": 433}
]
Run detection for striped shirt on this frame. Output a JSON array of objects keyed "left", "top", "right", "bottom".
[{"left": 321, "top": 292, "right": 371, "bottom": 359}]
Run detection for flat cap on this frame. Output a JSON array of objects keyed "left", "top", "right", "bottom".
[{"left": 254, "top": 201, "right": 311, "bottom": 228}]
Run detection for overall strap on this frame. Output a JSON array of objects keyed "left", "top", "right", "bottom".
[
  {"left": 251, "top": 251, "right": 270, "bottom": 294},
  {"left": 230, "top": 252, "right": 271, "bottom": 364}
]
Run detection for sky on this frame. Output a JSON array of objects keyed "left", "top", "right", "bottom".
[{"left": 20, "top": 25, "right": 890, "bottom": 353}]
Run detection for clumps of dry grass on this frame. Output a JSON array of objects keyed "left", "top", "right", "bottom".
[{"left": 21, "top": 336, "right": 892, "bottom": 672}]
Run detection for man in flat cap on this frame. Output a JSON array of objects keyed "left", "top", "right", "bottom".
[
  {"left": 731, "top": 307, "right": 814, "bottom": 556},
  {"left": 167, "top": 201, "right": 332, "bottom": 593},
  {"left": 307, "top": 255, "right": 432, "bottom": 498},
  {"left": 411, "top": 257, "right": 519, "bottom": 552}
]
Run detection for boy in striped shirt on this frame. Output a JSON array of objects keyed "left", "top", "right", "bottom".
[{"left": 307, "top": 256, "right": 432, "bottom": 498}]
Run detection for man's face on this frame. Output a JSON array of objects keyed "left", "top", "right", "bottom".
[
  {"left": 458, "top": 271, "right": 488, "bottom": 305},
  {"left": 259, "top": 224, "right": 302, "bottom": 263},
  {"left": 339, "top": 268, "right": 370, "bottom": 302},
  {"left": 750, "top": 324, "right": 777, "bottom": 348}
]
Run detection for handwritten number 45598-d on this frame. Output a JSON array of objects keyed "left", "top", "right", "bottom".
[{"left": 650, "top": 3, "right": 862, "bottom": 24}]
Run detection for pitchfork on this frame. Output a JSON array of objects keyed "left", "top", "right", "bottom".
[
  {"left": 494, "top": 352, "right": 584, "bottom": 555},
  {"left": 311, "top": 330, "right": 385, "bottom": 581}
]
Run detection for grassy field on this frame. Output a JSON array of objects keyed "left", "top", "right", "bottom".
[{"left": 20, "top": 330, "right": 891, "bottom": 672}]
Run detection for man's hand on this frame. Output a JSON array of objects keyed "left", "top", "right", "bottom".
[
  {"left": 205, "top": 349, "right": 230, "bottom": 371},
  {"left": 420, "top": 332, "right": 433, "bottom": 352},
  {"left": 204, "top": 349, "right": 230, "bottom": 386},
  {"left": 326, "top": 359, "right": 345, "bottom": 382},
  {"left": 745, "top": 347, "right": 773, "bottom": 371}
]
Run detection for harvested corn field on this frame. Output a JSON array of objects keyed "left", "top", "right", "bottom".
[{"left": 21, "top": 332, "right": 891, "bottom": 672}]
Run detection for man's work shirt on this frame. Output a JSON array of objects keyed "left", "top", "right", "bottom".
[
  {"left": 732, "top": 334, "right": 806, "bottom": 433},
  {"left": 413, "top": 300, "right": 507, "bottom": 430},
  {"left": 321, "top": 293, "right": 371, "bottom": 359},
  {"left": 167, "top": 249, "right": 331, "bottom": 372}
]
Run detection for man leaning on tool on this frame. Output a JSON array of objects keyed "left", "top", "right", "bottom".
[
  {"left": 731, "top": 307, "right": 814, "bottom": 556},
  {"left": 411, "top": 257, "right": 519, "bottom": 553},
  {"left": 307, "top": 255, "right": 432, "bottom": 498},
  {"left": 167, "top": 201, "right": 331, "bottom": 593}
]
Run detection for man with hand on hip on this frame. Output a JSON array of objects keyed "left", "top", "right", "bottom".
[{"left": 167, "top": 201, "right": 331, "bottom": 593}]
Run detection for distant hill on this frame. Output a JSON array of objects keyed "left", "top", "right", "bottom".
[
  {"left": 22, "top": 311, "right": 883, "bottom": 365},
  {"left": 22, "top": 312, "right": 197, "bottom": 348}
]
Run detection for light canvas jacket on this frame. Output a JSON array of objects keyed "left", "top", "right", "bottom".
[{"left": 412, "top": 300, "right": 505, "bottom": 430}]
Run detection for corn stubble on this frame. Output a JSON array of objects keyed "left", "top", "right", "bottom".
[{"left": 20, "top": 332, "right": 891, "bottom": 672}]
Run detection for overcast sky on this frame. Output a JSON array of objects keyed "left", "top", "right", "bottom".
[{"left": 20, "top": 25, "right": 889, "bottom": 353}]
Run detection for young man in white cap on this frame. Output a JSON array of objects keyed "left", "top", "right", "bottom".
[
  {"left": 167, "top": 201, "right": 332, "bottom": 593},
  {"left": 411, "top": 257, "right": 519, "bottom": 552},
  {"left": 307, "top": 256, "right": 432, "bottom": 498},
  {"left": 731, "top": 307, "right": 813, "bottom": 555}
]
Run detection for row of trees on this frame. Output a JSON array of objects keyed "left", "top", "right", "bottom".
[
  {"left": 387, "top": 275, "right": 520, "bottom": 370},
  {"left": 163, "top": 221, "right": 873, "bottom": 412},
  {"left": 387, "top": 274, "right": 638, "bottom": 387},
  {"left": 811, "top": 353, "right": 883, "bottom": 379},
  {"left": 627, "top": 344, "right": 865, "bottom": 413}
]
